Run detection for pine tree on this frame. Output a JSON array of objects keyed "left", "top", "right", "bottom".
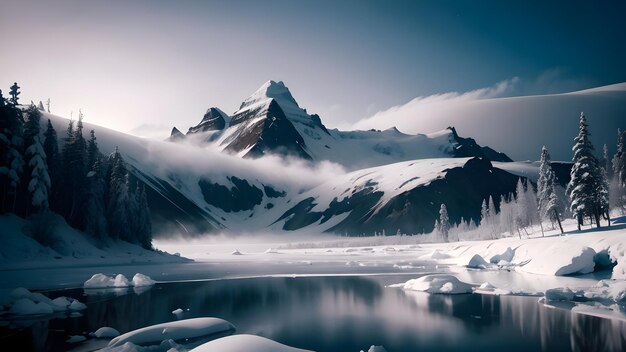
[
  {"left": 46, "top": 98, "right": 51, "bottom": 113},
  {"left": 488, "top": 196, "right": 498, "bottom": 238},
  {"left": 513, "top": 180, "right": 524, "bottom": 237},
  {"left": 611, "top": 129, "right": 626, "bottom": 214},
  {"left": 439, "top": 203, "right": 450, "bottom": 242},
  {"left": 545, "top": 170, "right": 564, "bottom": 234},
  {"left": 43, "top": 119, "right": 61, "bottom": 210},
  {"left": 84, "top": 156, "right": 108, "bottom": 240},
  {"left": 537, "top": 146, "right": 553, "bottom": 224},
  {"left": 26, "top": 135, "right": 50, "bottom": 212},
  {"left": 64, "top": 111, "right": 88, "bottom": 227},
  {"left": 9, "top": 82, "right": 20, "bottom": 105},
  {"left": 107, "top": 147, "right": 132, "bottom": 241},
  {"left": 0, "top": 93, "right": 24, "bottom": 213},
  {"left": 37, "top": 101, "right": 45, "bottom": 111},
  {"left": 22, "top": 106, "right": 50, "bottom": 214},
  {"left": 567, "top": 112, "right": 605, "bottom": 229}
]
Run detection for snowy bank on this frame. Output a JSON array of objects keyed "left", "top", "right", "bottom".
[
  {"left": 0, "top": 214, "right": 189, "bottom": 271},
  {"left": 190, "top": 334, "right": 312, "bottom": 352},
  {"left": 108, "top": 317, "right": 235, "bottom": 347}
]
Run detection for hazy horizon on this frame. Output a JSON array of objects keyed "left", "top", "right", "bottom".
[{"left": 2, "top": 0, "right": 626, "bottom": 143}]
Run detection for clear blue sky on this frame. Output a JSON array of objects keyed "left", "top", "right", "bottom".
[{"left": 1, "top": 0, "right": 625, "bottom": 137}]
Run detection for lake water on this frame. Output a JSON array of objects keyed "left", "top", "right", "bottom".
[{"left": 1, "top": 275, "right": 625, "bottom": 351}]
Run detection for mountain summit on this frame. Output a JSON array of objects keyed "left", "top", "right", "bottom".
[{"left": 179, "top": 80, "right": 511, "bottom": 169}]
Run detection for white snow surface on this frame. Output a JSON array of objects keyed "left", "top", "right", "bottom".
[
  {"left": 190, "top": 334, "right": 312, "bottom": 352},
  {"left": 2, "top": 287, "right": 86, "bottom": 316},
  {"left": 108, "top": 317, "right": 235, "bottom": 347},
  {"left": 392, "top": 274, "right": 474, "bottom": 294},
  {"left": 84, "top": 273, "right": 156, "bottom": 289},
  {"left": 94, "top": 327, "right": 121, "bottom": 338}
]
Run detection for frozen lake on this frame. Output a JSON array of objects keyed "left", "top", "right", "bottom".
[{"left": 1, "top": 274, "right": 624, "bottom": 351}]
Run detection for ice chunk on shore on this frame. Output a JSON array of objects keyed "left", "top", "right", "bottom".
[
  {"left": 392, "top": 274, "right": 474, "bottom": 294},
  {"left": 132, "top": 273, "right": 156, "bottom": 287},
  {"left": 190, "top": 334, "right": 312, "bottom": 352},
  {"left": 231, "top": 249, "right": 243, "bottom": 255},
  {"left": 84, "top": 273, "right": 155, "bottom": 288},
  {"left": 108, "top": 317, "right": 235, "bottom": 347}
]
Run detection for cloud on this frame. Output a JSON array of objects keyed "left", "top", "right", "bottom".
[{"left": 352, "top": 77, "right": 519, "bottom": 132}]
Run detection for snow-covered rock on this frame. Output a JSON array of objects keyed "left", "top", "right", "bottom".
[
  {"left": 172, "top": 308, "right": 184, "bottom": 315},
  {"left": 612, "top": 259, "right": 626, "bottom": 280},
  {"left": 108, "top": 317, "right": 235, "bottom": 347},
  {"left": 69, "top": 299, "right": 87, "bottom": 311},
  {"left": 519, "top": 244, "right": 596, "bottom": 276},
  {"left": 583, "top": 280, "right": 626, "bottom": 303},
  {"left": 132, "top": 273, "right": 156, "bottom": 287},
  {"left": 489, "top": 247, "right": 514, "bottom": 264},
  {"left": 94, "top": 327, "right": 121, "bottom": 338},
  {"left": 231, "top": 249, "right": 243, "bottom": 255},
  {"left": 545, "top": 287, "right": 575, "bottom": 301},
  {"left": 84, "top": 273, "right": 155, "bottom": 288},
  {"left": 393, "top": 274, "right": 474, "bottom": 294},
  {"left": 466, "top": 254, "right": 488, "bottom": 269},
  {"left": 420, "top": 249, "right": 450, "bottom": 260},
  {"left": 66, "top": 335, "right": 86, "bottom": 343},
  {"left": 9, "top": 298, "right": 54, "bottom": 315},
  {"left": 190, "top": 334, "right": 312, "bottom": 352},
  {"left": 366, "top": 346, "right": 388, "bottom": 352}
]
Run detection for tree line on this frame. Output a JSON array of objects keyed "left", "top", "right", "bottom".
[
  {"left": 0, "top": 83, "right": 152, "bottom": 249},
  {"left": 433, "top": 112, "right": 625, "bottom": 241}
]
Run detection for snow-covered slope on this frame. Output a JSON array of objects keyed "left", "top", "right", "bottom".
[
  {"left": 179, "top": 80, "right": 511, "bottom": 170},
  {"left": 39, "top": 82, "right": 524, "bottom": 237},
  {"left": 354, "top": 82, "right": 626, "bottom": 161}
]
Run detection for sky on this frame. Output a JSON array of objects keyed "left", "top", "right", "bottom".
[{"left": 1, "top": 0, "right": 625, "bottom": 140}]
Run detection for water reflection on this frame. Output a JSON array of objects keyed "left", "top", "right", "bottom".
[{"left": 1, "top": 276, "right": 624, "bottom": 352}]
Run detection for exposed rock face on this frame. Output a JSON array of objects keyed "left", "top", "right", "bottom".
[
  {"left": 276, "top": 157, "right": 521, "bottom": 235},
  {"left": 448, "top": 127, "right": 512, "bottom": 162},
  {"left": 169, "top": 127, "right": 185, "bottom": 141},
  {"left": 198, "top": 176, "right": 264, "bottom": 212},
  {"left": 223, "top": 99, "right": 311, "bottom": 159},
  {"left": 187, "top": 107, "right": 229, "bottom": 134}
]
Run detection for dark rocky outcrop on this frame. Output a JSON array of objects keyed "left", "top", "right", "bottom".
[
  {"left": 198, "top": 176, "right": 264, "bottom": 212},
  {"left": 187, "top": 107, "right": 228, "bottom": 134},
  {"left": 224, "top": 100, "right": 311, "bottom": 159}
]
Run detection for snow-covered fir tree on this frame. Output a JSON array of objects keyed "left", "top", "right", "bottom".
[
  {"left": 545, "top": 170, "right": 564, "bottom": 234},
  {"left": 611, "top": 129, "right": 626, "bottom": 213},
  {"left": 83, "top": 131, "right": 107, "bottom": 239},
  {"left": 23, "top": 106, "right": 50, "bottom": 213},
  {"left": 26, "top": 135, "right": 50, "bottom": 212},
  {"left": 0, "top": 89, "right": 25, "bottom": 212},
  {"left": 567, "top": 112, "right": 607, "bottom": 229},
  {"left": 537, "top": 146, "right": 553, "bottom": 224},
  {"left": 43, "top": 119, "right": 60, "bottom": 210},
  {"left": 439, "top": 203, "right": 450, "bottom": 242}
]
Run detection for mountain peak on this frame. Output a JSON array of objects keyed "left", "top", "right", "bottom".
[{"left": 239, "top": 80, "right": 300, "bottom": 113}]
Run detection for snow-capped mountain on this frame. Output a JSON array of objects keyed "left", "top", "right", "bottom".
[
  {"left": 173, "top": 80, "right": 511, "bottom": 170},
  {"left": 41, "top": 80, "right": 532, "bottom": 237}
]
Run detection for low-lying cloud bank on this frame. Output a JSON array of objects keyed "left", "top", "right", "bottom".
[{"left": 353, "top": 80, "right": 626, "bottom": 161}]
